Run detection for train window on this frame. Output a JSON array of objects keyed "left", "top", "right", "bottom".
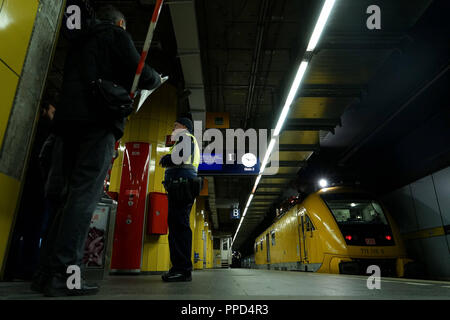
[
  {"left": 260, "top": 241, "right": 263, "bottom": 251},
  {"left": 271, "top": 231, "right": 276, "bottom": 246},
  {"left": 322, "top": 194, "right": 389, "bottom": 225},
  {"left": 213, "top": 238, "right": 220, "bottom": 250},
  {"left": 333, "top": 209, "right": 350, "bottom": 222},
  {"left": 223, "top": 240, "right": 228, "bottom": 250},
  {"left": 305, "top": 215, "right": 315, "bottom": 232}
]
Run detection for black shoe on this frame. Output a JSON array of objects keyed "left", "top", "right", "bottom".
[
  {"left": 43, "top": 273, "right": 99, "bottom": 297},
  {"left": 161, "top": 271, "right": 192, "bottom": 282}
]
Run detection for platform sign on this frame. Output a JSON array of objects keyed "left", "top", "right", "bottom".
[
  {"left": 198, "top": 153, "right": 260, "bottom": 176},
  {"left": 230, "top": 208, "right": 241, "bottom": 220},
  {"left": 198, "top": 153, "right": 223, "bottom": 171}
]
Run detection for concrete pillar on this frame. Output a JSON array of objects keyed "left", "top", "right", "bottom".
[{"left": 0, "top": 0, "right": 65, "bottom": 278}]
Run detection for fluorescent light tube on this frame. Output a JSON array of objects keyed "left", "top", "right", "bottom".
[
  {"left": 273, "top": 61, "right": 308, "bottom": 137},
  {"left": 273, "top": 61, "right": 308, "bottom": 136},
  {"left": 259, "top": 138, "right": 277, "bottom": 173},
  {"left": 246, "top": 194, "right": 254, "bottom": 209},
  {"left": 252, "top": 174, "right": 262, "bottom": 193},
  {"left": 306, "top": 0, "right": 336, "bottom": 52}
]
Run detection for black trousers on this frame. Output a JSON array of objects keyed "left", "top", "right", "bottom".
[
  {"left": 38, "top": 128, "right": 115, "bottom": 274},
  {"left": 167, "top": 192, "right": 194, "bottom": 273},
  {"left": 165, "top": 168, "right": 197, "bottom": 274}
]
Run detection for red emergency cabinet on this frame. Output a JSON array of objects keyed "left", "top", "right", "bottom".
[
  {"left": 147, "top": 192, "right": 168, "bottom": 235},
  {"left": 111, "top": 142, "right": 151, "bottom": 272}
]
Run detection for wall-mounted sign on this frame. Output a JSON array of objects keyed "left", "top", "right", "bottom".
[
  {"left": 198, "top": 153, "right": 260, "bottom": 176},
  {"left": 230, "top": 208, "right": 240, "bottom": 220}
]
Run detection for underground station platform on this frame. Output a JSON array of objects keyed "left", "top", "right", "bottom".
[
  {"left": 1, "top": 269, "right": 449, "bottom": 300},
  {"left": 0, "top": 0, "right": 449, "bottom": 315}
]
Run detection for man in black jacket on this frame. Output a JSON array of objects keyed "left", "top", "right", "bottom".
[{"left": 32, "top": 5, "right": 162, "bottom": 297}]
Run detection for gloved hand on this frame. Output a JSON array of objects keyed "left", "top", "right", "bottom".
[{"left": 159, "top": 154, "right": 173, "bottom": 168}]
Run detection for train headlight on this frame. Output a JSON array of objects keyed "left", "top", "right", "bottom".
[{"left": 318, "top": 179, "right": 328, "bottom": 188}]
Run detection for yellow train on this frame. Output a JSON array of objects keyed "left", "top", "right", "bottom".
[{"left": 254, "top": 186, "right": 413, "bottom": 277}]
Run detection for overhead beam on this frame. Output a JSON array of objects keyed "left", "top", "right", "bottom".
[
  {"left": 318, "top": 42, "right": 402, "bottom": 50},
  {"left": 278, "top": 144, "right": 320, "bottom": 152},
  {"left": 257, "top": 183, "right": 285, "bottom": 188},
  {"left": 261, "top": 174, "right": 296, "bottom": 179},
  {"left": 298, "top": 85, "right": 363, "bottom": 98},
  {"left": 284, "top": 118, "right": 341, "bottom": 133},
  {"left": 276, "top": 161, "right": 307, "bottom": 167},
  {"left": 318, "top": 32, "right": 405, "bottom": 51},
  {"left": 255, "top": 192, "right": 280, "bottom": 196}
]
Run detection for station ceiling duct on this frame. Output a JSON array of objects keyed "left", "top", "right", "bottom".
[
  {"left": 168, "top": 0, "right": 206, "bottom": 125},
  {"left": 168, "top": 0, "right": 218, "bottom": 227}
]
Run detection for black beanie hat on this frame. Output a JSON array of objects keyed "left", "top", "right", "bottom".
[{"left": 176, "top": 117, "right": 194, "bottom": 133}]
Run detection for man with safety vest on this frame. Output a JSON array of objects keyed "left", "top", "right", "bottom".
[{"left": 159, "top": 117, "right": 201, "bottom": 282}]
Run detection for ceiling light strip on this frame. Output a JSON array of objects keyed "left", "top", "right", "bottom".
[{"left": 306, "top": 0, "right": 336, "bottom": 52}]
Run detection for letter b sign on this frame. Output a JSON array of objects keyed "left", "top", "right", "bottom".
[{"left": 231, "top": 208, "right": 240, "bottom": 220}]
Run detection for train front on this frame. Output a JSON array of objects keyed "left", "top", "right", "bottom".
[{"left": 317, "top": 188, "right": 412, "bottom": 277}]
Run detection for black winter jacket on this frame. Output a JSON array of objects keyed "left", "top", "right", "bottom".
[{"left": 54, "top": 21, "right": 161, "bottom": 140}]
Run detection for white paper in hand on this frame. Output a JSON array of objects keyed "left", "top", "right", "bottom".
[{"left": 136, "top": 76, "right": 169, "bottom": 113}]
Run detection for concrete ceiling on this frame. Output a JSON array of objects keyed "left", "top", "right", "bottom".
[{"left": 194, "top": 0, "right": 436, "bottom": 250}]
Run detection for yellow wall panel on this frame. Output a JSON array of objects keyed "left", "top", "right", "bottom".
[
  {"left": 0, "top": 0, "right": 38, "bottom": 74},
  {"left": 207, "top": 234, "right": 213, "bottom": 268},
  {"left": 210, "top": 234, "right": 214, "bottom": 268},
  {"left": 189, "top": 201, "right": 196, "bottom": 267},
  {"left": 0, "top": 173, "right": 21, "bottom": 274},
  {"left": 156, "top": 243, "right": 170, "bottom": 271},
  {"left": 194, "top": 210, "right": 204, "bottom": 270},
  {"left": 0, "top": 63, "right": 19, "bottom": 149},
  {"left": 142, "top": 240, "right": 158, "bottom": 271}
]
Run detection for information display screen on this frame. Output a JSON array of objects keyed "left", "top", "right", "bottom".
[{"left": 198, "top": 153, "right": 260, "bottom": 175}]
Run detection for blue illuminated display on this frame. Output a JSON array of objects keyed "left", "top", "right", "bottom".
[{"left": 198, "top": 153, "right": 260, "bottom": 175}]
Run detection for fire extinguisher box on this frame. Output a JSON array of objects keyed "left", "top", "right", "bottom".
[{"left": 147, "top": 192, "right": 168, "bottom": 234}]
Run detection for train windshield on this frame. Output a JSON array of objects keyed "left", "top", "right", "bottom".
[{"left": 321, "top": 194, "right": 388, "bottom": 225}]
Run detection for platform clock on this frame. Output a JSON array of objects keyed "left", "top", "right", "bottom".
[{"left": 242, "top": 153, "right": 257, "bottom": 168}]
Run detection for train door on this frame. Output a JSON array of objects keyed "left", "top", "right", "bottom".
[
  {"left": 203, "top": 230, "right": 207, "bottom": 268},
  {"left": 298, "top": 211, "right": 316, "bottom": 268},
  {"left": 303, "top": 215, "right": 316, "bottom": 263},
  {"left": 266, "top": 233, "right": 270, "bottom": 264},
  {"left": 299, "top": 214, "right": 308, "bottom": 263},
  {"left": 220, "top": 237, "right": 231, "bottom": 268}
]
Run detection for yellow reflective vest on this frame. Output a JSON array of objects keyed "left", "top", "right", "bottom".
[{"left": 168, "top": 131, "right": 200, "bottom": 171}]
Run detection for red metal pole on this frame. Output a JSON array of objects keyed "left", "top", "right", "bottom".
[{"left": 130, "top": 0, "right": 164, "bottom": 99}]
